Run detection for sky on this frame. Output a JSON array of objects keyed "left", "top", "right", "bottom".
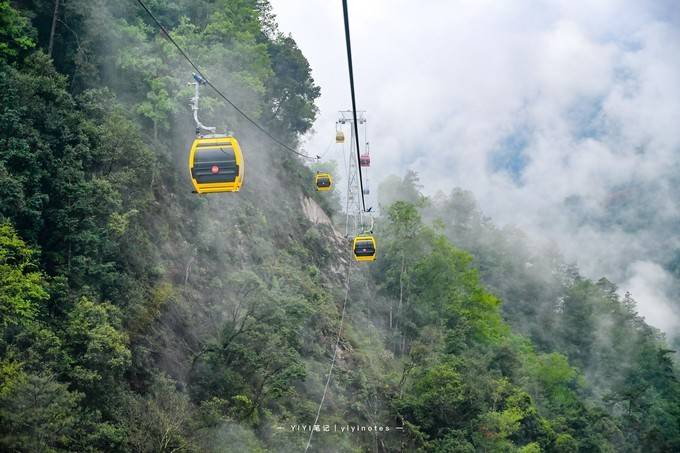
[{"left": 269, "top": 0, "right": 680, "bottom": 336}]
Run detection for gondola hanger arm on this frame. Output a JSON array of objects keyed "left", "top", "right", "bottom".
[{"left": 189, "top": 73, "right": 217, "bottom": 136}]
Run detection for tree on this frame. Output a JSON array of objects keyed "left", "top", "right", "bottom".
[
  {"left": 136, "top": 76, "right": 176, "bottom": 140},
  {"left": 378, "top": 171, "right": 426, "bottom": 209},
  {"left": 65, "top": 297, "right": 131, "bottom": 408},
  {"left": 264, "top": 34, "right": 320, "bottom": 136},
  {"left": 121, "top": 374, "right": 196, "bottom": 453},
  {"left": 0, "top": 222, "right": 47, "bottom": 329},
  {"left": 0, "top": 1, "right": 36, "bottom": 62},
  {"left": 382, "top": 201, "right": 422, "bottom": 350},
  {"left": 0, "top": 371, "right": 81, "bottom": 452}
]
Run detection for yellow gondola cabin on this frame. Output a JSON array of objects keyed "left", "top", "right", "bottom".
[
  {"left": 315, "top": 172, "right": 333, "bottom": 191},
  {"left": 336, "top": 131, "right": 345, "bottom": 143},
  {"left": 353, "top": 235, "right": 376, "bottom": 261},
  {"left": 189, "top": 136, "right": 244, "bottom": 193}
]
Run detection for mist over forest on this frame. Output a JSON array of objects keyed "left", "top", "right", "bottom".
[
  {"left": 1, "top": 1, "right": 680, "bottom": 452},
  {"left": 270, "top": 0, "right": 680, "bottom": 343}
]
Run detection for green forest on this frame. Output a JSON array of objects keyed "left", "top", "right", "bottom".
[{"left": 1, "top": 1, "right": 679, "bottom": 452}]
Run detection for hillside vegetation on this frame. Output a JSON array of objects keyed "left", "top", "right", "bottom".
[{"left": 1, "top": 1, "right": 679, "bottom": 452}]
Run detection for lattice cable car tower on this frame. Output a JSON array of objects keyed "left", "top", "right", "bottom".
[{"left": 337, "top": 110, "right": 369, "bottom": 237}]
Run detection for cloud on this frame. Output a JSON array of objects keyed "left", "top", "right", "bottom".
[
  {"left": 621, "top": 261, "right": 680, "bottom": 334},
  {"left": 270, "top": 0, "right": 680, "bottom": 335}
]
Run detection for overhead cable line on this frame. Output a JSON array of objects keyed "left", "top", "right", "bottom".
[
  {"left": 134, "top": 0, "right": 310, "bottom": 158},
  {"left": 306, "top": 5, "right": 370, "bottom": 449},
  {"left": 305, "top": 256, "right": 353, "bottom": 452},
  {"left": 341, "top": 0, "right": 367, "bottom": 211}
]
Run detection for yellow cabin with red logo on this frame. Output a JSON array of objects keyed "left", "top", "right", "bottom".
[{"left": 189, "top": 136, "right": 244, "bottom": 193}]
